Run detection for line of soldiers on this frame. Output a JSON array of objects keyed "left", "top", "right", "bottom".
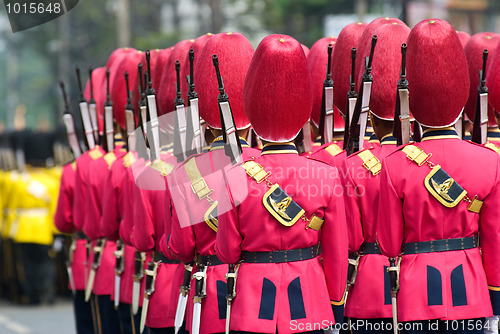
[{"left": 53, "top": 17, "right": 500, "bottom": 334}]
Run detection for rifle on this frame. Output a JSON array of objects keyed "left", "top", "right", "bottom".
[
  {"left": 104, "top": 69, "right": 114, "bottom": 152},
  {"left": 173, "top": 60, "right": 187, "bottom": 162},
  {"left": 318, "top": 43, "right": 335, "bottom": 145},
  {"left": 145, "top": 50, "right": 161, "bottom": 159},
  {"left": 88, "top": 68, "right": 99, "bottom": 143},
  {"left": 124, "top": 71, "right": 136, "bottom": 151},
  {"left": 343, "top": 48, "right": 357, "bottom": 150},
  {"left": 75, "top": 66, "right": 95, "bottom": 149},
  {"left": 346, "top": 35, "right": 377, "bottom": 155},
  {"left": 471, "top": 49, "right": 489, "bottom": 144},
  {"left": 212, "top": 54, "right": 242, "bottom": 164},
  {"left": 185, "top": 49, "right": 203, "bottom": 156},
  {"left": 393, "top": 43, "right": 410, "bottom": 146},
  {"left": 59, "top": 81, "right": 82, "bottom": 158}
]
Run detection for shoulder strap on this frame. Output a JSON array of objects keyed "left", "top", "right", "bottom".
[
  {"left": 103, "top": 152, "right": 117, "bottom": 169},
  {"left": 150, "top": 159, "right": 174, "bottom": 176},
  {"left": 356, "top": 149, "right": 381, "bottom": 175},
  {"left": 484, "top": 142, "right": 500, "bottom": 155},
  {"left": 123, "top": 152, "right": 136, "bottom": 168},
  {"left": 89, "top": 148, "right": 103, "bottom": 160},
  {"left": 324, "top": 143, "right": 343, "bottom": 157}
]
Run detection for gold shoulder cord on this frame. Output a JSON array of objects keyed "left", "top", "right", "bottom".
[
  {"left": 104, "top": 152, "right": 117, "bottom": 169},
  {"left": 184, "top": 158, "right": 218, "bottom": 232},
  {"left": 402, "top": 145, "right": 483, "bottom": 213},
  {"left": 242, "top": 160, "right": 324, "bottom": 230}
]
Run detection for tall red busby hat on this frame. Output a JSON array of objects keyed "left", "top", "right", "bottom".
[
  {"left": 196, "top": 32, "right": 254, "bottom": 129},
  {"left": 308, "top": 36, "right": 344, "bottom": 131},
  {"left": 157, "top": 39, "right": 194, "bottom": 116},
  {"left": 487, "top": 42, "right": 500, "bottom": 115},
  {"left": 332, "top": 22, "right": 367, "bottom": 116},
  {"left": 407, "top": 19, "right": 469, "bottom": 127},
  {"left": 84, "top": 67, "right": 107, "bottom": 134},
  {"left": 244, "top": 34, "right": 311, "bottom": 142},
  {"left": 456, "top": 31, "right": 471, "bottom": 48},
  {"left": 301, "top": 44, "right": 310, "bottom": 57},
  {"left": 189, "top": 33, "right": 213, "bottom": 69},
  {"left": 109, "top": 50, "right": 144, "bottom": 129},
  {"left": 356, "top": 22, "right": 410, "bottom": 120},
  {"left": 356, "top": 17, "right": 404, "bottom": 83},
  {"left": 464, "top": 32, "right": 500, "bottom": 126}
]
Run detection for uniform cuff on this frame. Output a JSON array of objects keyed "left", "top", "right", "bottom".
[
  {"left": 331, "top": 295, "right": 345, "bottom": 324},
  {"left": 489, "top": 286, "right": 500, "bottom": 315}
]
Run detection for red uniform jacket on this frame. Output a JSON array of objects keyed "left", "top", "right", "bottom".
[
  {"left": 84, "top": 147, "right": 125, "bottom": 296},
  {"left": 215, "top": 143, "right": 348, "bottom": 334},
  {"left": 100, "top": 150, "right": 137, "bottom": 304},
  {"left": 165, "top": 137, "right": 258, "bottom": 334},
  {"left": 377, "top": 128, "right": 500, "bottom": 321},
  {"left": 55, "top": 162, "right": 87, "bottom": 291},
  {"left": 342, "top": 135, "right": 399, "bottom": 319},
  {"left": 132, "top": 151, "right": 185, "bottom": 328}
]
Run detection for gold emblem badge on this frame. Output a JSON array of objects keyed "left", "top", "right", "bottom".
[
  {"left": 263, "top": 184, "right": 304, "bottom": 227},
  {"left": 424, "top": 165, "right": 466, "bottom": 208}
]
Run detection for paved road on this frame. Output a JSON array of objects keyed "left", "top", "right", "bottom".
[{"left": 0, "top": 298, "right": 75, "bottom": 334}]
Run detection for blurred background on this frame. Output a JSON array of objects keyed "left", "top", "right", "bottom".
[{"left": 0, "top": 0, "right": 499, "bottom": 132}]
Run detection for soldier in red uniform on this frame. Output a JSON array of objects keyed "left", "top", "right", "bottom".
[
  {"left": 463, "top": 32, "right": 500, "bottom": 146},
  {"left": 84, "top": 49, "right": 143, "bottom": 334},
  {"left": 55, "top": 160, "right": 95, "bottom": 334},
  {"left": 163, "top": 32, "right": 257, "bottom": 334},
  {"left": 215, "top": 34, "right": 348, "bottom": 334},
  {"left": 342, "top": 22, "right": 410, "bottom": 333},
  {"left": 376, "top": 19, "right": 500, "bottom": 333}
]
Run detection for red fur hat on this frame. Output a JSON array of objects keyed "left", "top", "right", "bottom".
[
  {"left": 407, "top": 19, "right": 469, "bottom": 127},
  {"left": 131, "top": 48, "right": 172, "bottom": 115},
  {"left": 456, "top": 31, "right": 471, "bottom": 48},
  {"left": 308, "top": 36, "right": 344, "bottom": 131},
  {"left": 301, "top": 44, "right": 310, "bottom": 57},
  {"left": 105, "top": 47, "right": 135, "bottom": 69},
  {"left": 196, "top": 32, "right": 254, "bottom": 129},
  {"left": 332, "top": 22, "right": 367, "bottom": 116},
  {"left": 244, "top": 34, "right": 311, "bottom": 142},
  {"left": 487, "top": 42, "right": 500, "bottom": 115},
  {"left": 356, "top": 22, "right": 410, "bottom": 120},
  {"left": 157, "top": 39, "right": 194, "bottom": 116},
  {"left": 464, "top": 32, "right": 500, "bottom": 126},
  {"left": 356, "top": 17, "right": 404, "bottom": 85},
  {"left": 109, "top": 50, "right": 144, "bottom": 129},
  {"left": 84, "top": 67, "right": 106, "bottom": 133}
]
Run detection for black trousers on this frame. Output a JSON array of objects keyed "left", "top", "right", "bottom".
[
  {"left": 72, "top": 290, "right": 95, "bottom": 334},
  {"left": 95, "top": 295, "right": 121, "bottom": 334},
  {"left": 349, "top": 318, "right": 394, "bottom": 334},
  {"left": 401, "top": 319, "right": 485, "bottom": 334},
  {"left": 16, "top": 243, "right": 54, "bottom": 304}
]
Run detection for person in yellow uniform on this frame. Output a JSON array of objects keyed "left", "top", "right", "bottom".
[{"left": 4, "top": 131, "right": 60, "bottom": 305}]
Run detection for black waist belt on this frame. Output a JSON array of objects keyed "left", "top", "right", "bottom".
[
  {"left": 361, "top": 242, "right": 381, "bottom": 255},
  {"left": 153, "top": 251, "right": 180, "bottom": 264},
  {"left": 198, "top": 254, "right": 224, "bottom": 266},
  {"left": 403, "top": 236, "right": 479, "bottom": 255},
  {"left": 241, "top": 244, "right": 321, "bottom": 264},
  {"left": 74, "top": 232, "right": 87, "bottom": 240}
]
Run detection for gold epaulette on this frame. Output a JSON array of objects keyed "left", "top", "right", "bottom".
[
  {"left": 89, "top": 148, "right": 103, "bottom": 160},
  {"left": 324, "top": 143, "right": 343, "bottom": 157},
  {"left": 401, "top": 145, "right": 430, "bottom": 166},
  {"left": 150, "top": 159, "right": 174, "bottom": 176},
  {"left": 71, "top": 161, "right": 77, "bottom": 171},
  {"left": 123, "top": 152, "right": 136, "bottom": 168},
  {"left": 356, "top": 149, "right": 381, "bottom": 175},
  {"left": 484, "top": 143, "right": 500, "bottom": 155},
  {"left": 103, "top": 152, "right": 117, "bottom": 169}
]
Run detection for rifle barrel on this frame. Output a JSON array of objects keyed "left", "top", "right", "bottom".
[{"left": 75, "top": 66, "right": 85, "bottom": 100}]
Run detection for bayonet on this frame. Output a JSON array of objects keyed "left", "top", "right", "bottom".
[
  {"left": 104, "top": 69, "right": 114, "bottom": 152},
  {"left": 140, "top": 260, "right": 159, "bottom": 333},
  {"left": 318, "top": 43, "right": 335, "bottom": 144},
  {"left": 212, "top": 54, "right": 242, "bottom": 164},
  {"left": 59, "top": 81, "right": 82, "bottom": 158},
  {"left": 174, "top": 263, "right": 193, "bottom": 334},
  {"left": 173, "top": 60, "right": 187, "bottom": 162},
  {"left": 88, "top": 68, "right": 99, "bottom": 142},
  {"left": 394, "top": 43, "right": 410, "bottom": 145},
  {"left": 113, "top": 240, "right": 124, "bottom": 309},
  {"left": 85, "top": 238, "right": 106, "bottom": 302},
  {"left": 344, "top": 48, "right": 357, "bottom": 150},
  {"left": 185, "top": 49, "right": 203, "bottom": 156},
  {"left": 75, "top": 66, "right": 95, "bottom": 149},
  {"left": 124, "top": 71, "right": 136, "bottom": 152},
  {"left": 145, "top": 50, "right": 161, "bottom": 160}
]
